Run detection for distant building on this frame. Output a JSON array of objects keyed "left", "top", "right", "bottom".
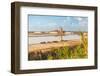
[
  {"left": 65, "top": 32, "right": 72, "bottom": 35},
  {"left": 34, "top": 32, "right": 41, "bottom": 34},
  {"left": 49, "top": 31, "right": 57, "bottom": 34}
]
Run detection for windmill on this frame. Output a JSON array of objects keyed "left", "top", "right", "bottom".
[{"left": 58, "top": 26, "right": 64, "bottom": 41}]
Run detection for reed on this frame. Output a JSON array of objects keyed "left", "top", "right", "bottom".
[{"left": 28, "top": 33, "right": 88, "bottom": 60}]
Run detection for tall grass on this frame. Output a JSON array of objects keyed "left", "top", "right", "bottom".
[
  {"left": 47, "top": 32, "right": 88, "bottom": 60},
  {"left": 80, "top": 32, "right": 88, "bottom": 57},
  {"left": 47, "top": 45, "right": 87, "bottom": 60},
  {"left": 28, "top": 32, "right": 88, "bottom": 60}
]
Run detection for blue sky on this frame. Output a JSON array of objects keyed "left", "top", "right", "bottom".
[{"left": 28, "top": 15, "right": 88, "bottom": 32}]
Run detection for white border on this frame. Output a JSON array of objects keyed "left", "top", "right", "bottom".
[{"left": 20, "top": 6, "right": 95, "bottom": 70}]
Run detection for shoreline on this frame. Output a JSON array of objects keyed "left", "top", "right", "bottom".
[{"left": 29, "top": 39, "right": 80, "bottom": 53}]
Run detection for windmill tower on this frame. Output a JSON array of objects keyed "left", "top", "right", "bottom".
[{"left": 59, "top": 27, "right": 64, "bottom": 41}]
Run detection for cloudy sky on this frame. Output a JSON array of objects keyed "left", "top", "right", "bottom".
[{"left": 28, "top": 15, "right": 88, "bottom": 32}]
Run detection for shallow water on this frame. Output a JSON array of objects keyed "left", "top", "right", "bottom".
[{"left": 29, "top": 34, "right": 80, "bottom": 44}]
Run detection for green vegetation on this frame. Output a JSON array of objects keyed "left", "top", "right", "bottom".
[
  {"left": 28, "top": 32, "right": 88, "bottom": 60},
  {"left": 46, "top": 45, "right": 87, "bottom": 60}
]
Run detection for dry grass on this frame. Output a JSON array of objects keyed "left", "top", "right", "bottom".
[{"left": 29, "top": 39, "right": 80, "bottom": 53}]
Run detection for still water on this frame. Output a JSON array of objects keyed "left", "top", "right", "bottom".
[{"left": 29, "top": 34, "right": 80, "bottom": 44}]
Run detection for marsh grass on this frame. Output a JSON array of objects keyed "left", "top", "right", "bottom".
[
  {"left": 28, "top": 32, "right": 88, "bottom": 60},
  {"left": 28, "top": 45, "right": 88, "bottom": 60}
]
